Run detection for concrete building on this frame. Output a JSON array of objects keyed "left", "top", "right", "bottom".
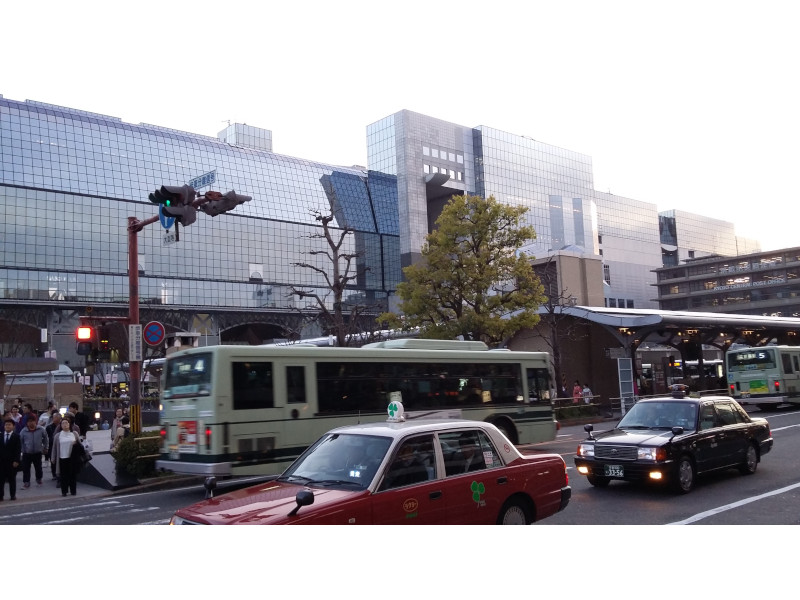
[{"left": 655, "top": 246, "right": 800, "bottom": 318}]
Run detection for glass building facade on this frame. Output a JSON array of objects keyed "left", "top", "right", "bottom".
[
  {"left": 0, "top": 97, "right": 400, "bottom": 315},
  {"left": 1, "top": 96, "right": 765, "bottom": 365}
]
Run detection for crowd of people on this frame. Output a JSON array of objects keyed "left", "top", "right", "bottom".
[{"left": 0, "top": 401, "right": 98, "bottom": 500}]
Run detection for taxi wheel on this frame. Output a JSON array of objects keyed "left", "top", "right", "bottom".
[
  {"left": 497, "top": 499, "right": 532, "bottom": 525},
  {"left": 586, "top": 475, "right": 610, "bottom": 487},
  {"left": 673, "top": 456, "right": 695, "bottom": 494},
  {"left": 739, "top": 443, "right": 758, "bottom": 475}
]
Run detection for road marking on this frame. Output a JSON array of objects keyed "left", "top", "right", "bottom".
[
  {"left": 667, "top": 481, "right": 800, "bottom": 525},
  {"left": 771, "top": 424, "right": 800, "bottom": 432}
]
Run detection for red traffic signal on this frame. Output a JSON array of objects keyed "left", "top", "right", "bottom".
[{"left": 76, "top": 326, "right": 94, "bottom": 355}]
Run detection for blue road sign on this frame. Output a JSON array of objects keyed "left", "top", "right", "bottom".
[
  {"left": 144, "top": 321, "right": 166, "bottom": 346},
  {"left": 188, "top": 170, "right": 216, "bottom": 190},
  {"left": 159, "top": 205, "right": 176, "bottom": 230}
]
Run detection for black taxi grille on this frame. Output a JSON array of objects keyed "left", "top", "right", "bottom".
[{"left": 595, "top": 445, "right": 638, "bottom": 461}]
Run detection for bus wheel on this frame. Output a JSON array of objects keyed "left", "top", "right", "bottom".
[{"left": 739, "top": 443, "right": 758, "bottom": 475}]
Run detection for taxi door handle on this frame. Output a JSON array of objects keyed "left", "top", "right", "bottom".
[
  {"left": 496, "top": 476, "right": 508, "bottom": 485},
  {"left": 429, "top": 491, "right": 443, "bottom": 500}
]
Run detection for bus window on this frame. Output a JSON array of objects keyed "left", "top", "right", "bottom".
[
  {"left": 163, "top": 352, "right": 212, "bottom": 398},
  {"left": 526, "top": 367, "right": 551, "bottom": 403},
  {"left": 782, "top": 354, "right": 794, "bottom": 374},
  {"left": 287, "top": 366, "right": 307, "bottom": 404},
  {"left": 232, "top": 361, "right": 274, "bottom": 410}
]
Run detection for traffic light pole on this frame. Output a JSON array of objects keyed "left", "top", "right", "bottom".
[{"left": 128, "top": 214, "right": 158, "bottom": 434}]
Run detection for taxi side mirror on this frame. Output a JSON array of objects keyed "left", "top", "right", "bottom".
[{"left": 288, "top": 490, "right": 315, "bottom": 517}]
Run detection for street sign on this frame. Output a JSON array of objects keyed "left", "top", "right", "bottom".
[
  {"left": 188, "top": 169, "right": 216, "bottom": 190},
  {"left": 163, "top": 230, "right": 177, "bottom": 246},
  {"left": 159, "top": 204, "right": 176, "bottom": 230},
  {"left": 129, "top": 324, "right": 143, "bottom": 361},
  {"left": 144, "top": 321, "right": 166, "bottom": 346}
]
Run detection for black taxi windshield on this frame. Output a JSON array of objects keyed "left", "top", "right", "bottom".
[
  {"left": 163, "top": 352, "right": 213, "bottom": 398},
  {"left": 618, "top": 401, "right": 698, "bottom": 431}
]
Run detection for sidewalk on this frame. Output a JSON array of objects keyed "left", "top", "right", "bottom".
[{"left": 1, "top": 429, "right": 115, "bottom": 506}]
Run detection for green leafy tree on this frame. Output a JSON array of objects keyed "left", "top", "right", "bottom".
[{"left": 381, "top": 194, "right": 545, "bottom": 345}]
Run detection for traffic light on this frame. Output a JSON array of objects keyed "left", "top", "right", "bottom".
[
  {"left": 199, "top": 190, "right": 252, "bottom": 217},
  {"left": 98, "top": 326, "right": 110, "bottom": 352},
  {"left": 149, "top": 184, "right": 198, "bottom": 225},
  {"left": 76, "top": 326, "right": 94, "bottom": 355}
]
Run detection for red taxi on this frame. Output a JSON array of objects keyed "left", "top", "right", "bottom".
[{"left": 170, "top": 403, "right": 571, "bottom": 525}]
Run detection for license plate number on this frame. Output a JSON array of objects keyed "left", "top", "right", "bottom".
[
  {"left": 169, "top": 445, "right": 179, "bottom": 460},
  {"left": 604, "top": 465, "right": 624, "bottom": 477}
]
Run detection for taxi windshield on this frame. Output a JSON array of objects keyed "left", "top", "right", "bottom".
[
  {"left": 618, "top": 401, "right": 697, "bottom": 431},
  {"left": 279, "top": 433, "right": 392, "bottom": 490}
]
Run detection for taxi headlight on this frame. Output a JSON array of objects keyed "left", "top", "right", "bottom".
[
  {"left": 577, "top": 443, "right": 595, "bottom": 458},
  {"left": 637, "top": 447, "right": 665, "bottom": 461}
]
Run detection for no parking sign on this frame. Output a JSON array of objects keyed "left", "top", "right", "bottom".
[{"left": 144, "top": 321, "right": 166, "bottom": 347}]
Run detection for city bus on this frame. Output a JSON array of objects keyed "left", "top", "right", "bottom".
[
  {"left": 155, "top": 338, "right": 556, "bottom": 477},
  {"left": 726, "top": 345, "right": 800, "bottom": 408}
]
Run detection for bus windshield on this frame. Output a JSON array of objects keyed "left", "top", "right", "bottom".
[{"left": 163, "top": 352, "right": 213, "bottom": 398}]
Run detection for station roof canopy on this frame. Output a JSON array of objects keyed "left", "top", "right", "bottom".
[{"left": 546, "top": 306, "right": 800, "bottom": 348}]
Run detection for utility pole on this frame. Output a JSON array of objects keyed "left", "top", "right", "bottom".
[{"left": 127, "top": 214, "right": 158, "bottom": 434}]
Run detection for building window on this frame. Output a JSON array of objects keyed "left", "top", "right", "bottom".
[
  {"left": 627, "top": 299, "right": 634, "bottom": 308},
  {"left": 688, "top": 250, "right": 695, "bottom": 259},
  {"left": 609, "top": 298, "right": 617, "bottom": 307},
  {"left": 603, "top": 264, "right": 611, "bottom": 284},
  {"left": 423, "top": 146, "right": 430, "bottom": 156},
  {"left": 670, "top": 285, "right": 680, "bottom": 294},
  {"left": 423, "top": 164, "right": 430, "bottom": 174}
]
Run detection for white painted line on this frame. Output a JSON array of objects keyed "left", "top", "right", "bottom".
[{"left": 667, "top": 481, "right": 800, "bottom": 525}]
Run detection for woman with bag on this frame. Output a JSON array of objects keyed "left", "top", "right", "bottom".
[{"left": 51, "top": 416, "right": 80, "bottom": 496}]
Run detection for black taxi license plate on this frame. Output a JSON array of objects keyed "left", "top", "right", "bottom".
[{"left": 604, "top": 465, "right": 624, "bottom": 477}]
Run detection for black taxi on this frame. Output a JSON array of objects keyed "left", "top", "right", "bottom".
[{"left": 574, "top": 393, "right": 773, "bottom": 493}]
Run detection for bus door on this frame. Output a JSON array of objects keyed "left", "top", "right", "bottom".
[{"left": 229, "top": 360, "right": 284, "bottom": 472}]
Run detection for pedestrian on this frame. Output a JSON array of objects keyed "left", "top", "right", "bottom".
[
  {"left": 68, "top": 402, "right": 89, "bottom": 439},
  {"left": 51, "top": 417, "right": 81, "bottom": 497},
  {"left": 110, "top": 407, "right": 124, "bottom": 450},
  {"left": 9, "top": 405, "right": 22, "bottom": 427},
  {"left": 19, "top": 414, "right": 49, "bottom": 489},
  {"left": 15, "top": 403, "right": 36, "bottom": 434},
  {"left": 45, "top": 412, "right": 62, "bottom": 482},
  {"left": 113, "top": 416, "right": 130, "bottom": 451},
  {"left": 582, "top": 383, "right": 593, "bottom": 404},
  {"left": 38, "top": 402, "right": 55, "bottom": 427},
  {"left": 572, "top": 380, "right": 582, "bottom": 404},
  {"left": 0, "top": 418, "right": 22, "bottom": 501}
]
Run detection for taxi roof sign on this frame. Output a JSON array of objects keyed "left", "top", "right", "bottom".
[{"left": 387, "top": 396, "right": 405, "bottom": 422}]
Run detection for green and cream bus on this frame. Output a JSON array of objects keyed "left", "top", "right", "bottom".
[
  {"left": 155, "top": 338, "right": 556, "bottom": 477},
  {"left": 726, "top": 345, "right": 800, "bottom": 409}
]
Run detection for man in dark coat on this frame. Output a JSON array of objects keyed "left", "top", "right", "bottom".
[
  {"left": 0, "top": 418, "right": 22, "bottom": 500},
  {"left": 68, "top": 402, "right": 90, "bottom": 438}
]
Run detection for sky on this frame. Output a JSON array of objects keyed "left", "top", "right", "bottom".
[{"left": 3, "top": 0, "right": 798, "bottom": 251}]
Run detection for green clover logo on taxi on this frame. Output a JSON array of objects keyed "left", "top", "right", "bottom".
[
  {"left": 388, "top": 402, "right": 399, "bottom": 418},
  {"left": 470, "top": 481, "right": 485, "bottom": 503}
]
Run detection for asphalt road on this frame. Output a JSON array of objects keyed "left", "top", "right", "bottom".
[
  {"left": 1, "top": 405, "right": 797, "bottom": 526},
  {"left": 528, "top": 404, "right": 800, "bottom": 525}
]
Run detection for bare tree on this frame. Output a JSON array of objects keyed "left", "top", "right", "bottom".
[{"left": 290, "top": 209, "right": 380, "bottom": 347}]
